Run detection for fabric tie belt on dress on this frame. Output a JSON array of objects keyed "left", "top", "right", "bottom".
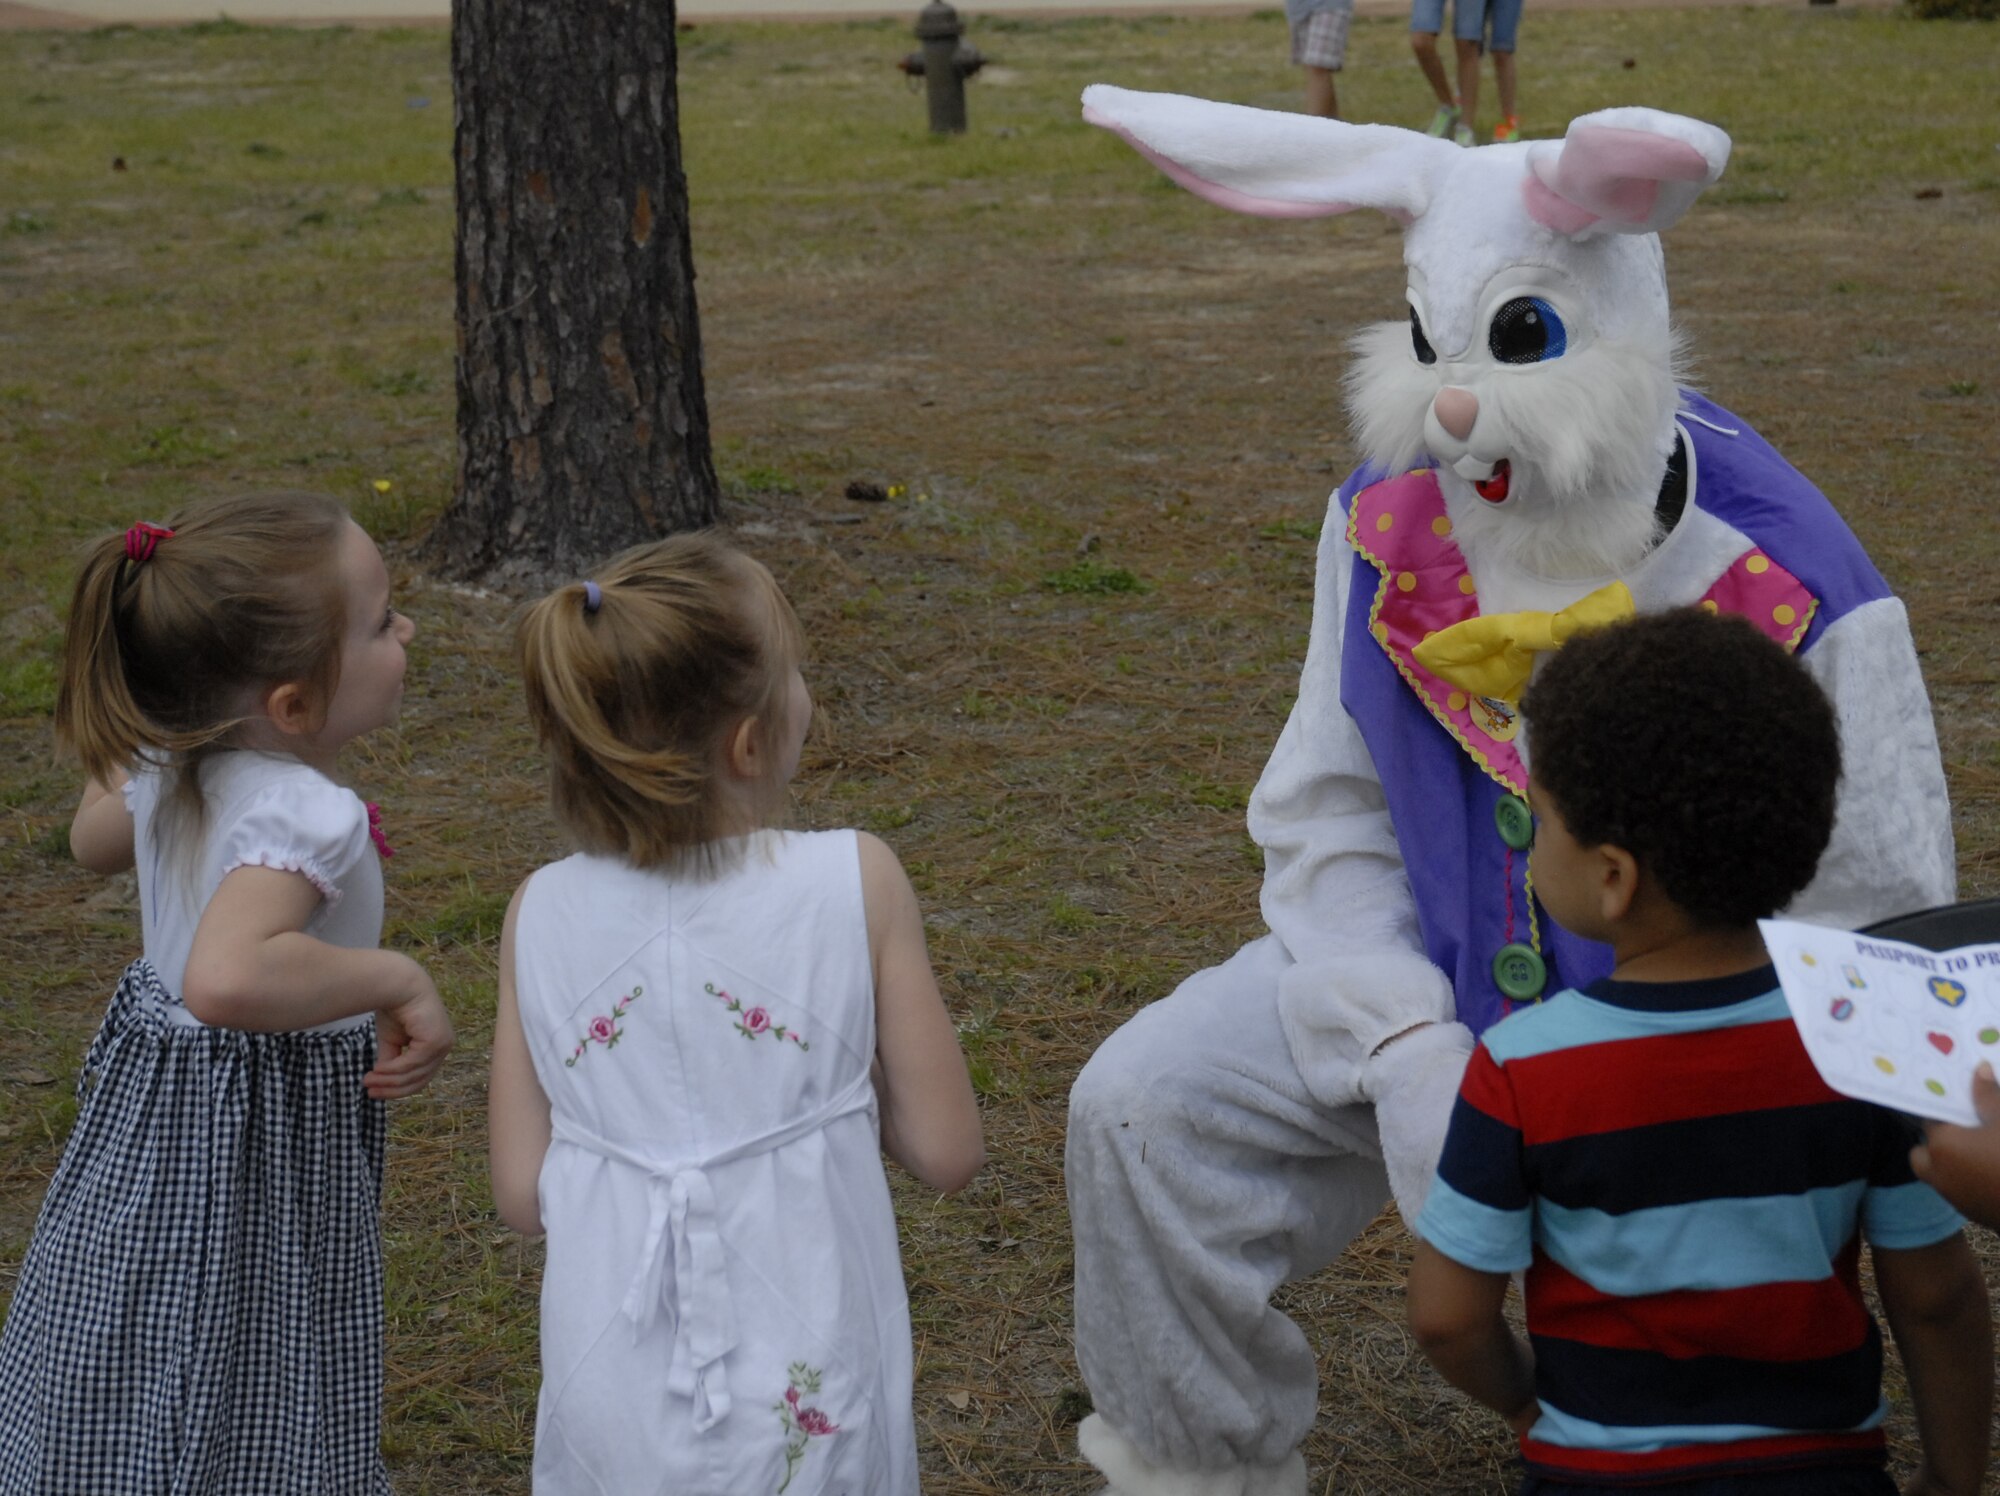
[{"left": 549, "top": 1071, "right": 877, "bottom": 1433}]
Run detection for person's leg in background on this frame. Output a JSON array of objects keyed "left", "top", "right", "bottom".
[
  {"left": 1410, "top": 0, "right": 1459, "bottom": 137},
  {"left": 1453, "top": 35, "right": 1481, "bottom": 142},
  {"left": 1486, "top": 0, "right": 1523, "bottom": 140},
  {"left": 1451, "top": 0, "right": 1487, "bottom": 143},
  {"left": 1302, "top": 63, "right": 1337, "bottom": 117},
  {"left": 1293, "top": 0, "right": 1353, "bottom": 118}
]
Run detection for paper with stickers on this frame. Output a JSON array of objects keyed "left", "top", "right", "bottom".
[{"left": 1759, "top": 918, "right": 2000, "bottom": 1126}]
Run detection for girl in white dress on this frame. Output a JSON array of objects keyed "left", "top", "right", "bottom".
[
  {"left": 491, "top": 532, "right": 984, "bottom": 1496},
  {"left": 0, "top": 492, "right": 454, "bottom": 1493}
]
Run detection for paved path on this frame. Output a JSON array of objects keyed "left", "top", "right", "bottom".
[{"left": 0, "top": 0, "right": 1895, "bottom": 26}]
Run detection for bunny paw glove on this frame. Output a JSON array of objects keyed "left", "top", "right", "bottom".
[
  {"left": 1362, "top": 1020, "right": 1476, "bottom": 1226},
  {"left": 1276, "top": 949, "right": 1456, "bottom": 1110}
]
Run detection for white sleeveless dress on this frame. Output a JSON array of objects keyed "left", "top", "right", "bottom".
[{"left": 513, "top": 829, "right": 917, "bottom": 1496}]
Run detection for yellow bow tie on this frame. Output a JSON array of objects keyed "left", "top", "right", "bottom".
[{"left": 1412, "top": 581, "right": 1635, "bottom": 705}]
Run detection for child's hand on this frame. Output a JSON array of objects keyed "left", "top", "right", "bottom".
[
  {"left": 367, "top": 960, "right": 454, "bottom": 1100},
  {"left": 1910, "top": 1062, "right": 2000, "bottom": 1232}
]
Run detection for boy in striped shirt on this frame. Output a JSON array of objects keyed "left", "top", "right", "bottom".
[{"left": 1406, "top": 609, "right": 1991, "bottom": 1495}]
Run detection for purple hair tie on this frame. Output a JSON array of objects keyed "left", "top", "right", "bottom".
[{"left": 582, "top": 580, "right": 602, "bottom": 615}]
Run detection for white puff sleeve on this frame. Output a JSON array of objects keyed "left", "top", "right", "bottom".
[{"left": 211, "top": 774, "right": 373, "bottom": 909}]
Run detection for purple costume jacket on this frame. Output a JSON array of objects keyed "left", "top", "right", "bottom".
[{"left": 1337, "top": 391, "right": 1894, "bottom": 1037}]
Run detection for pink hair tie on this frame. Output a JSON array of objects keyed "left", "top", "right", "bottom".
[{"left": 124, "top": 522, "right": 175, "bottom": 563}]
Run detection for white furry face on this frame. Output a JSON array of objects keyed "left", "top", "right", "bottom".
[{"left": 1343, "top": 285, "right": 1687, "bottom": 581}]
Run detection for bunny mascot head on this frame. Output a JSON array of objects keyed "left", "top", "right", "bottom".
[
  {"left": 1064, "top": 87, "right": 1956, "bottom": 1496},
  {"left": 1082, "top": 86, "right": 1728, "bottom": 578}
]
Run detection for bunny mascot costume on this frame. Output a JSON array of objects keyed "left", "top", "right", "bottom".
[{"left": 1064, "top": 88, "right": 1955, "bottom": 1496}]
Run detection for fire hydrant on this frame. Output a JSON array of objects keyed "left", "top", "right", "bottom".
[{"left": 910, "top": 0, "right": 979, "bottom": 135}]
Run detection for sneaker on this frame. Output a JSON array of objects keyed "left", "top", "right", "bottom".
[
  {"left": 1491, "top": 114, "right": 1522, "bottom": 143},
  {"left": 1453, "top": 120, "right": 1475, "bottom": 147},
  {"left": 1424, "top": 104, "right": 1460, "bottom": 138}
]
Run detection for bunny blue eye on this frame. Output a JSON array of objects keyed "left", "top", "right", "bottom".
[
  {"left": 1488, "top": 297, "right": 1567, "bottom": 364},
  {"left": 1410, "top": 307, "right": 1437, "bottom": 366}
]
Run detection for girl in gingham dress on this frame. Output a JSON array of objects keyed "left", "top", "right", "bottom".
[
  {"left": 488, "top": 534, "right": 984, "bottom": 1495},
  {"left": 0, "top": 492, "right": 454, "bottom": 1494}
]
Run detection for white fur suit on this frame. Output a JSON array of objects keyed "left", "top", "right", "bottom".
[{"left": 1064, "top": 89, "right": 1956, "bottom": 1496}]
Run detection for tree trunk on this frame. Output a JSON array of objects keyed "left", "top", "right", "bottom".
[{"left": 431, "top": 0, "right": 719, "bottom": 585}]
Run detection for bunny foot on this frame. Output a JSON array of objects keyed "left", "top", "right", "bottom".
[{"left": 1078, "top": 1415, "right": 1307, "bottom": 1496}]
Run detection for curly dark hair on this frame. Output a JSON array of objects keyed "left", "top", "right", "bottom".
[{"left": 1521, "top": 608, "right": 1840, "bottom": 929}]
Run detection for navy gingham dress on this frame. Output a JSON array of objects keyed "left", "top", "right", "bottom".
[{"left": 0, "top": 959, "right": 390, "bottom": 1495}]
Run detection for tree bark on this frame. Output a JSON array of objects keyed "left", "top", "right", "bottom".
[{"left": 431, "top": 0, "right": 718, "bottom": 585}]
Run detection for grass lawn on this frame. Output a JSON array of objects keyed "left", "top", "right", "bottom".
[{"left": 2, "top": 6, "right": 1997, "bottom": 1492}]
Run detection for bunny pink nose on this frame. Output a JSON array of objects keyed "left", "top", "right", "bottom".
[{"left": 1434, "top": 387, "right": 1479, "bottom": 441}]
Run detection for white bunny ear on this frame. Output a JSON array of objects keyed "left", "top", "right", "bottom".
[
  {"left": 1523, "top": 107, "right": 1731, "bottom": 238},
  {"left": 1081, "top": 84, "right": 1457, "bottom": 223}
]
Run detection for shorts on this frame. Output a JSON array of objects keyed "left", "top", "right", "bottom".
[
  {"left": 1410, "top": 0, "right": 1521, "bottom": 51},
  {"left": 1291, "top": 2, "right": 1353, "bottom": 68}
]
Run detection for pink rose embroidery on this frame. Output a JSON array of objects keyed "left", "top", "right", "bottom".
[
  {"left": 564, "top": 986, "right": 641, "bottom": 1067},
  {"left": 774, "top": 1363, "right": 839, "bottom": 1493},
  {"left": 706, "top": 983, "right": 810, "bottom": 1050}
]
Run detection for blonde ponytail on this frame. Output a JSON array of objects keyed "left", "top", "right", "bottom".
[
  {"left": 518, "top": 532, "right": 803, "bottom": 871},
  {"left": 54, "top": 492, "right": 351, "bottom": 858},
  {"left": 55, "top": 530, "right": 192, "bottom": 786}
]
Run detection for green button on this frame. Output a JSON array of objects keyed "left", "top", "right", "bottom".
[
  {"left": 1494, "top": 793, "right": 1534, "bottom": 850},
  {"left": 1493, "top": 943, "right": 1547, "bottom": 1001}
]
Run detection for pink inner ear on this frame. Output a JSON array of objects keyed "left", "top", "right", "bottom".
[
  {"left": 1522, "top": 175, "right": 1598, "bottom": 235},
  {"left": 1084, "top": 107, "right": 1358, "bottom": 221},
  {"left": 1532, "top": 124, "right": 1712, "bottom": 228}
]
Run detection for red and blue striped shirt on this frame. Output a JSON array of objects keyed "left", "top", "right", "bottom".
[{"left": 1415, "top": 965, "right": 1962, "bottom": 1485}]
